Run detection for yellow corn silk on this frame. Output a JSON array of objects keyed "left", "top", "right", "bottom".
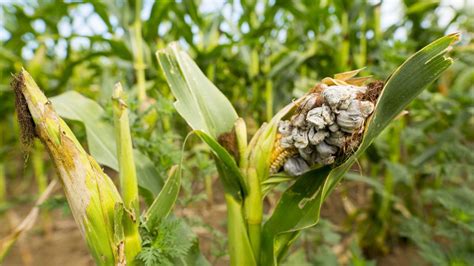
[
  {"left": 13, "top": 69, "right": 125, "bottom": 265},
  {"left": 270, "top": 69, "right": 381, "bottom": 176}
]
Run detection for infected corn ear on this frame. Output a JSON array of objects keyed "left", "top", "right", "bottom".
[
  {"left": 12, "top": 69, "right": 125, "bottom": 265},
  {"left": 270, "top": 71, "right": 383, "bottom": 176}
]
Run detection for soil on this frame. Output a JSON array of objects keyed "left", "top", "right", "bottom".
[
  {"left": 1, "top": 175, "right": 425, "bottom": 266},
  {"left": 1, "top": 207, "right": 94, "bottom": 266}
]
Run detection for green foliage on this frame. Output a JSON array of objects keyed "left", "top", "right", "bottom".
[
  {"left": 39, "top": 195, "right": 70, "bottom": 216},
  {"left": 1, "top": 0, "right": 473, "bottom": 265},
  {"left": 137, "top": 217, "right": 195, "bottom": 266},
  {"left": 282, "top": 219, "right": 340, "bottom": 266},
  {"left": 260, "top": 34, "right": 459, "bottom": 265},
  {"left": 157, "top": 43, "right": 239, "bottom": 138},
  {"left": 50, "top": 91, "right": 163, "bottom": 202},
  {"left": 159, "top": 28, "right": 460, "bottom": 266},
  {"left": 399, "top": 186, "right": 474, "bottom": 265}
]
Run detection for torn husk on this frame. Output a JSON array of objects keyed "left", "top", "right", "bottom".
[
  {"left": 270, "top": 70, "right": 383, "bottom": 176},
  {"left": 12, "top": 69, "right": 124, "bottom": 265}
]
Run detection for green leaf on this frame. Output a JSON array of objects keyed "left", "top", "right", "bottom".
[
  {"left": 138, "top": 217, "right": 200, "bottom": 266},
  {"left": 143, "top": 0, "right": 172, "bottom": 41},
  {"left": 406, "top": 0, "right": 440, "bottom": 15},
  {"left": 50, "top": 91, "right": 117, "bottom": 169},
  {"left": 195, "top": 130, "right": 247, "bottom": 199},
  {"left": 262, "top": 33, "right": 459, "bottom": 265},
  {"left": 178, "top": 240, "right": 210, "bottom": 266},
  {"left": 177, "top": 130, "right": 246, "bottom": 200},
  {"left": 173, "top": 129, "right": 252, "bottom": 262},
  {"left": 87, "top": 1, "right": 114, "bottom": 32},
  {"left": 157, "top": 42, "right": 238, "bottom": 138},
  {"left": 50, "top": 91, "right": 163, "bottom": 200},
  {"left": 134, "top": 150, "right": 163, "bottom": 202},
  {"left": 145, "top": 165, "right": 180, "bottom": 230},
  {"left": 261, "top": 167, "right": 331, "bottom": 265}
]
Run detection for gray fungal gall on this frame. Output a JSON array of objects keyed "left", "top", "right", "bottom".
[{"left": 271, "top": 81, "right": 378, "bottom": 176}]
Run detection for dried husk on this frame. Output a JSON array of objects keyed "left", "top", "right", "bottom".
[{"left": 12, "top": 69, "right": 124, "bottom": 265}]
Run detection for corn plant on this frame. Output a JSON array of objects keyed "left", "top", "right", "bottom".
[
  {"left": 157, "top": 33, "right": 460, "bottom": 265},
  {"left": 9, "top": 69, "right": 205, "bottom": 265}
]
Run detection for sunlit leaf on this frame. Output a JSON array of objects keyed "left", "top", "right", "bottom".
[{"left": 157, "top": 42, "right": 238, "bottom": 138}]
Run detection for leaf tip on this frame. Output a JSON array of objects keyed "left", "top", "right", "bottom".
[{"left": 447, "top": 32, "right": 461, "bottom": 43}]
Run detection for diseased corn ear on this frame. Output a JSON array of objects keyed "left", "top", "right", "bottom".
[
  {"left": 269, "top": 70, "right": 383, "bottom": 176},
  {"left": 12, "top": 69, "right": 124, "bottom": 266}
]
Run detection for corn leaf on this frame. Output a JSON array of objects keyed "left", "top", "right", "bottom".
[
  {"left": 156, "top": 42, "right": 253, "bottom": 262},
  {"left": 51, "top": 91, "right": 117, "bottom": 169},
  {"left": 157, "top": 44, "right": 246, "bottom": 199},
  {"left": 195, "top": 130, "right": 247, "bottom": 199},
  {"left": 157, "top": 42, "right": 238, "bottom": 138},
  {"left": 50, "top": 91, "right": 163, "bottom": 201},
  {"left": 261, "top": 33, "right": 459, "bottom": 265},
  {"left": 144, "top": 165, "right": 180, "bottom": 230}
]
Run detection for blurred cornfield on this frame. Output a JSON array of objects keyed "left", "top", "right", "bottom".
[{"left": 1, "top": 0, "right": 473, "bottom": 265}]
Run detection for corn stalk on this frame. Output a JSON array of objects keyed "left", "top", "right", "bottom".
[
  {"left": 112, "top": 83, "right": 141, "bottom": 264},
  {"left": 131, "top": 0, "right": 147, "bottom": 103}
]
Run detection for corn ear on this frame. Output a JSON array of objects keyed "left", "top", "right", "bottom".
[{"left": 12, "top": 69, "right": 124, "bottom": 265}]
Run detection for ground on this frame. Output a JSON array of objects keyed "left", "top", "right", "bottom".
[{"left": 1, "top": 177, "right": 425, "bottom": 266}]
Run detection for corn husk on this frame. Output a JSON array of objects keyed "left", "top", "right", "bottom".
[{"left": 12, "top": 69, "right": 124, "bottom": 265}]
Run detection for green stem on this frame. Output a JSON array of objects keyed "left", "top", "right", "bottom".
[
  {"left": 225, "top": 194, "right": 257, "bottom": 266},
  {"left": 339, "top": 12, "right": 350, "bottom": 70},
  {"left": 374, "top": 3, "right": 382, "bottom": 42},
  {"left": 205, "top": 175, "right": 213, "bottom": 203},
  {"left": 0, "top": 124, "right": 5, "bottom": 204},
  {"left": 357, "top": 8, "right": 367, "bottom": 68},
  {"left": 263, "top": 58, "right": 273, "bottom": 122},
  {"left": 132, "top": 0, "right": 146, "bottom": 103},
  {"left": 112, "top": 83, "right": 141, "bottom": 264},
  {"left": 265, "top": 79, "right": 273, "bottom": 122},
  {"left": 234, "top": 118, "right": 261, "bottom": 262},
  {"left": 244, "top": 168, "right": 262, "bottom": 263}
]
